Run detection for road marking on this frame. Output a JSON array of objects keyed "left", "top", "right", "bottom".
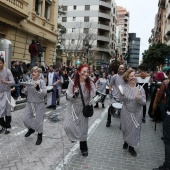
[{"left": 54, "top": 107, "right": 108, "bottom": 170}]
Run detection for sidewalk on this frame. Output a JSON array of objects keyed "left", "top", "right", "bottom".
[{"left": 55, "top": 100, "right": 164, "bottom": 170}]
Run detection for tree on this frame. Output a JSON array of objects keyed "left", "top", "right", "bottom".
[
  {"left": 141, "top": 43, "right": 170, "bottom": 71},
  {"left": 60, "top": 22, "right": 97, "bottom": 65}
]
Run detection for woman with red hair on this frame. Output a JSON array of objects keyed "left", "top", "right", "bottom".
[{"left": 64, "top": 64, "right": 96, "bottom": 157}]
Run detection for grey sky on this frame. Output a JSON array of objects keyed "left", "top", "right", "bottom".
[{"left": 117, "top": 0, "right": 158, "bottom": 61}]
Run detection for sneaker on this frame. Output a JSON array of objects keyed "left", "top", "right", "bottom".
[
  {"left": 16, "top": 96, "right": 22, "bottom": 100},
  {"left": 129, "top": 146, "right": 137, "bottom": 157}
]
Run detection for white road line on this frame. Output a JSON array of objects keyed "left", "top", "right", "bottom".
[{"left": 54, "top": 107, "right": 108, "bottom": 170}]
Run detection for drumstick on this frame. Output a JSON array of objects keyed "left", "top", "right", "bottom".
[
  {"left": 68, "top": 77, "right": 74, "bottom": 85},
  {"left": 139, "top": 82, "right": 146, "bottom": 92}
]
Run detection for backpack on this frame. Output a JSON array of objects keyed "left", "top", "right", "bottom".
[{"left": 166, "top": 81, "right": 170, "bottom": 112}]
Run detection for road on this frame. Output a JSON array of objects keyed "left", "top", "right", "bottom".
[{"left": 0, "top": 96, "right": 164, "bottom": 170}]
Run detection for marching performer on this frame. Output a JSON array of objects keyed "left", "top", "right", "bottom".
[
  {"left": 119, "top": 69, "right": 146, "bottom": 157},
  {"left": 94, "top": 72, "right": 108, "bottom": 108},
  {"left": 64, "top": 64, "right": 96, "bottom": 157},
  {"left": 22, "top": 66, "right": 47, "bottom": 145},
  {"left": 0, "top": 57, "right": 15, "bottom": 134}
]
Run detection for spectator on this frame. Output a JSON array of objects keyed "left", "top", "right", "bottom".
[{"left": 29, "top": 39, "right": 39, "bottom": 68}]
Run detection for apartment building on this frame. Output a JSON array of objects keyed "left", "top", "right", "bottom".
[
  {"left": 128, "top": 33, "right": 140, "bottom": 69},
  {"left": 116, "top": 6, "right": 129, "bottom": 57},
  {"left": 149, "top": 0, "right": 166, "bottom": 44},
  {"left": 59, "top": 0, "right": 117, "bottom": 69},
  {"left": 0, "top": 0, "right": 58, "bottom": 65}
]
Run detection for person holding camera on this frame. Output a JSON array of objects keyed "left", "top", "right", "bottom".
[{"left": 64, "top": 64, "right": 96, "bottom": 157}]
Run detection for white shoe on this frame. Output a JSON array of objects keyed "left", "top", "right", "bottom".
[{"left": 17, "top": 96, "right": 22, "bottom": 100}]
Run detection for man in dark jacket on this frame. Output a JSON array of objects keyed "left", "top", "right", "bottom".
[{"left": 29, "top": 39, "right": 39, "bottom": 68}]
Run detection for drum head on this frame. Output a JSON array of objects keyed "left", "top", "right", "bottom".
[
  {"left": 47, "top": 86, "right": 53, "bottom": 91},
  {"left": 112, "top": 102, "right": 122, "bottom": 109}
]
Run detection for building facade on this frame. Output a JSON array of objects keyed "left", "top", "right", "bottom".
[
  {"left": 0, "top": 0, "right": 58, "bottom": 65},
  {"left": 128, "top": 33, "right": 140, "bottom": 69},
  {"left": 116, "top": 6, "right": 129, "bottom": 57},
  {"left": 59, "top": 0, "right": 117, "bottom": 69}
]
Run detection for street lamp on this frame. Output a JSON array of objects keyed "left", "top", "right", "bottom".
[{"left": 85, "top": 42, "right": 91, "bottom": 64}]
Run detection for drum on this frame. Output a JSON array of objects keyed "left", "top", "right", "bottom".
[
  {"left": 46, "top": 86, "right": 53, "bottom": 106},
  {"left": 111, "top": 102, "right": 122, "bottom": 118},
  {"left": 112, "top": 102, "right": 122, "bottom": 109},
  {"left": 47, "top": 86, "right": 53, "bottom": 93}
]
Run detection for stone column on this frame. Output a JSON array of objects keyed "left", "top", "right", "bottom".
[
  {"left": 41, "top": 0, "right": 45, "bottom": 18},
  {"left": 72, "top": 54, "right": 76, "bottom": 67},
  {"left": 61, "top": 52, "right": 67, "bottom": 65}
]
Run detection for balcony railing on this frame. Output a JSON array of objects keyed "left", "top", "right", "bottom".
[
  {"left": 99, "top": 1, "right": 111, "bottom": 9},
  {"left": 0, "top": 0, "right": 28, "bottom": 18},
  {"left": 98, "top": 35, "right": 110, "bottom": 42},
  {"left": 99, "top": 12, "right": 111, "bottom": 20},
  {"left": 98, "top": 24, "right": 110, "bottom": 31}
]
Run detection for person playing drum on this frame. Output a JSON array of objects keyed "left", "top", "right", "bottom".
[
  {"left": 22, "top": 66, "right": 47, "bottom": 145},
  {"left": 106, "top": 65, "right": 126, "bottom": 127},
  {"left": 119, "top": 69, "right": 146, "bottom": 157},
  {"left": 94, "top": 72, "right": 109, "bottom": 108}
]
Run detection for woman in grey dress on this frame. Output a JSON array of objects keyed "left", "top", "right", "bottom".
[
  {"left": 0, "top": 58, "right": 15, "bottom": 134},
  {"left": 94, "top": 72, "right": 108, "bottom": 108},
  {"left": 22, "top": 66, "right": 47, "bottom": 145},
  {"left": 120, "top": 69, "right": 146, "bottom": 157},
  {"left": 64, "top": 64, "right": 96, "bottom": 157}
]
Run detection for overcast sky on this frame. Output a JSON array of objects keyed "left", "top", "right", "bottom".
[{"left": 116, "top": 0, "right": 158, "bottom": 61}]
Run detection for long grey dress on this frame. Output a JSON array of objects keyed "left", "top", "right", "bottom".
[
  {"left": 22, "top": 79, "right": 47, "bottom": 133},
  {"left": 64, "top": 81, "right": 96, "bottom": 141},
  {"left": 120, "top": 84, "right": 146, "bottom": 147},
  {"left": 0, "top": 68, "right": 15, "bottom": 117}
]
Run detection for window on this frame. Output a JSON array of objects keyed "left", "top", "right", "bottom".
[
  {"left": 72, "top": 28, "right": 75, "bottom": 32},
  {"left": 73, "top": 6, "right": 76, "bottom": 10},
  {"left": 83, "top": 28, "right": 89, "bottom": 33},
  {"left": 85, "top": 5, "right": 90, "bottom": 10},
  {"left": 84, "top": 17, "right": 89, "bottom": 22},
  {"left": 63, "top": 6, "right": 67, "bottom": 11},
  {"left": 62, "top": 17, "right": 67, "bottom": 22},
  {"left": 71, "top": 39, "right": 75, "bottom": 44},
  {"left": 61, "top": 39, "right": 66, "bottom": 45},
  {"left": 73, "top": 17, "right": 76, "bottom": 21}
]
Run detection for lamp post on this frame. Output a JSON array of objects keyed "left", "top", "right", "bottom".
[
  {"left": 85, "top": 42, "right": 91, "bottom": 64},
  {"left": 56, "top": 41, "right": 61, "bottom": 68}
]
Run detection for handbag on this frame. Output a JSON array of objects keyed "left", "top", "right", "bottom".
[{"left": 78, "top": 83, "right": 94, "bottom": 117}]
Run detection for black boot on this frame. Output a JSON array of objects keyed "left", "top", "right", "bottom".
[
  {"left": 5, "top": 116, "right": 12, "bottom": 128},
  {"left": 123, "top": 142, "right": 128, "bottom": 149},
  {"left": 102, "top": 104, "right": 105, "bottom": 108},
  {"left": 25, "top": 128, "right": 35, "bottom": 137},
  {"left": 0, "top": 117, "right": 6, "bottom": 134},
  {"left": 129, "top": 146, "right": 137, "bottom": 157},
  {"left": 94, "top": 103, "right": 99, "bottom": 108},
  {"left": 36, "top": 133, "right": 43, "bottom": 145},
  {"left": 80, "top": 141, "right": 88, "bottom": 157}
]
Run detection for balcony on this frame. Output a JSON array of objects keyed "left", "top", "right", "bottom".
[
  {"left": 99, "top": 11, "right": 111, "bottom": 20},
  {"left": 98, "top": 35, "right": 110, "bottom": 42},
  {"left": 165, "top": 24, "right": 170, "bottom": 35},
  {"left": 98, "top": 24, "right": 110, "bottom": 31},
  {"left": 97, "top": 46, "right": 109, "bottom": 52},
  {"left": 166, "top": 7, "right": 170, "bottom": 19},
  {"left": 99, "top": 0, "right": 111, "bottom": 9},
  {"left": 0, "top": 0, "right": 29, "bottom": 20}
]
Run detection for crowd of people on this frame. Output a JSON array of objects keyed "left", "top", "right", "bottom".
[{"left": 0, "top": 55, "right": 170, "bottom": 170}]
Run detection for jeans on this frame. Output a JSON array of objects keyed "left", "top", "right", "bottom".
[
  {"left": 163, "top": 115, "right": 170, "bottom": 168},
  {"left": 12, "top": 84, "right": 20, "bottom": 97},
  {"left": 30, "top": 56, "right": 38, "bottom": 69}
]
